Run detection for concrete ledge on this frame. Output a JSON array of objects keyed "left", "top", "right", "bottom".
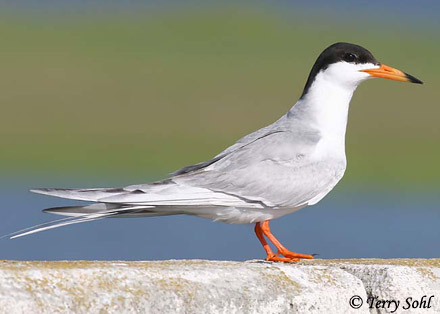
[{"left": 0, "top": 259, "right": 439, "bottom": 314}]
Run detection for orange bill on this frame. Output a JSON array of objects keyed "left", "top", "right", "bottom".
[{"left": 361, "top": 63, "right": 422, "bottom": 84}]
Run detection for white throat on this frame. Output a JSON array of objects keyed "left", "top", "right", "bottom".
[
  {"left": 291, "top": 76, "right": 353, "bottom": 139},
  {"left": 287, "top": 62, "right": 376, "bottom": 144}
]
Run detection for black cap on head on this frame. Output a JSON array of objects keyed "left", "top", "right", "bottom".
[{"left": 301, "top": 42, "right": 379, "bottom": 98}]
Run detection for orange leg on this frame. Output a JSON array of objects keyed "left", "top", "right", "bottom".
[
  {"left": 254, "top": 222, "right": 274, "bottom": 256},
  {"left": 255, "top": 220, "right": 314, "bottom": 262}
]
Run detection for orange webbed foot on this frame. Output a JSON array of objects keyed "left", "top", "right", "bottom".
[
  {"left": 266, "top": 254, "right": 299, "bottom": 263},
  {"left": 278, "top": 249, "right": 314, "bottom": 260}
]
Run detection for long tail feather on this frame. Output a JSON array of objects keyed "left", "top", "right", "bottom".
[
  {"left": 1, "top": 215, "right": 86, "bottom": 240},
  {"left": 4, "top": 206, "right": 146, "bottom": 239}
]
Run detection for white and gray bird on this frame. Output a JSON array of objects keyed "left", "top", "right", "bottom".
[{"left": 8, "top": 42, "right": 422, "bottom": 262}]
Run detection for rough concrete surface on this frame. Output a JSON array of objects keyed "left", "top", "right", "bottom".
[{"left": 0, "top": 259, "right": 439, "bottom": 314}]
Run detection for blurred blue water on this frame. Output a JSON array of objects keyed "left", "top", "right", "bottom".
[{"left": 1, "top": 177, "right": 439, "bottom": 261}]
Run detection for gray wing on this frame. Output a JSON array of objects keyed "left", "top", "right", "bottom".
[{"left": 170, "top": 128, "right": 343, "bottom": 208}]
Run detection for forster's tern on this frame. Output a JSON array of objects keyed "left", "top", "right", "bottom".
[{"left": 8, "top": 42, "right": 422, "bottom": 262}]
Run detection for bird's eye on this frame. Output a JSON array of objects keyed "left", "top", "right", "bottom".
[{"left": 343, "top": 53, "right": 358, "bottom": 63}]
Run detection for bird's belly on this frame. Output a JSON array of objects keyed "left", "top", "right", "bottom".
[{"left": 189, "top": 204, "right": 308, "bottom": 224}]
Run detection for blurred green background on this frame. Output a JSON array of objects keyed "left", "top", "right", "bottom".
[{"left": 1, "top": 2, "right": 438, "bottom": 187}]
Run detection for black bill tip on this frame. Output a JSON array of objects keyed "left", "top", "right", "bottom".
[{"left": 405, "top": 72, "right": 423, "bottom": 84}]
